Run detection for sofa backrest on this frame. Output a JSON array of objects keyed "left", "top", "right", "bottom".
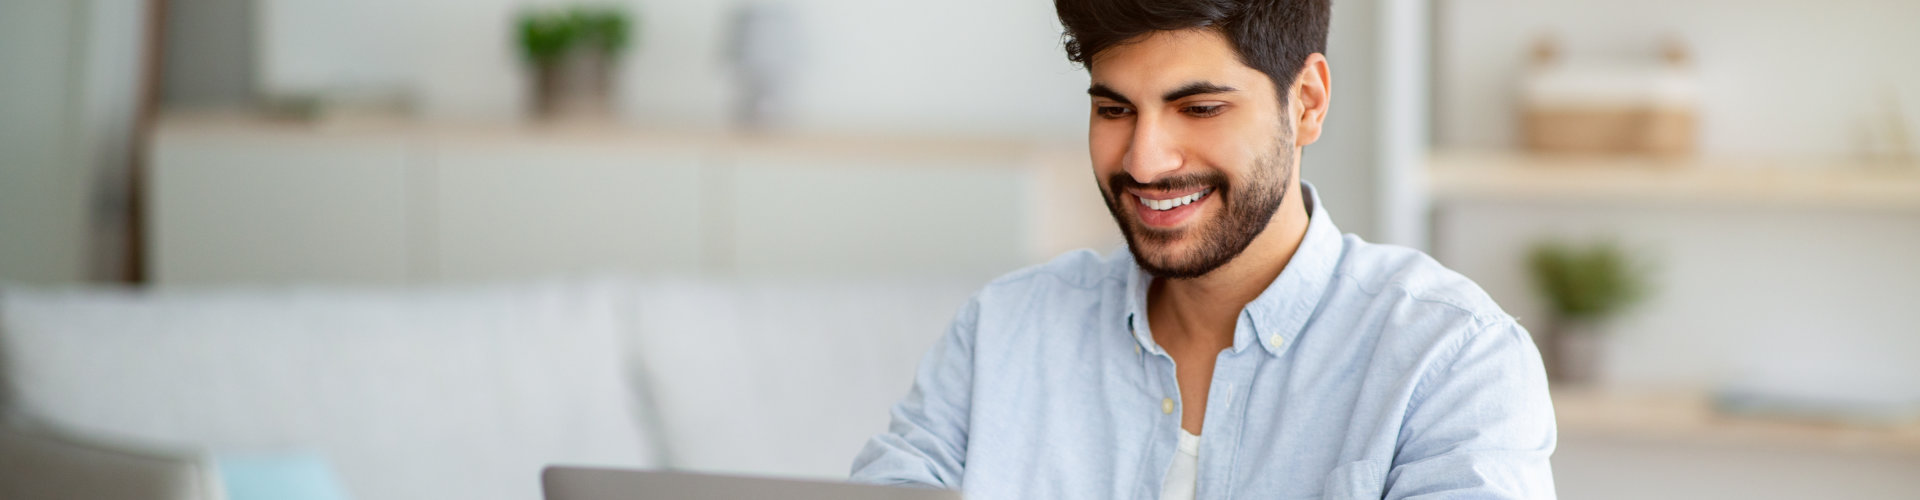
[
  {"left": 0, "top": 282, "right": 657, "bottom": 500},
  {"left": 625, "top": 277, "right": 971, "bottom": 480}
]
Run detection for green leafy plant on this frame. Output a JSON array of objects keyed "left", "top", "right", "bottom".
[
  {"left": 1527, "top": 239, "right": 1651, "bottom": 324},
  {"left": 516, "top": 6, "right": 633, "bottom": 66},
  {"left": 518, "top": 10, "right": 577, "bottom": 66},
  {"left": 573, "top": 7, "right": 630, "bottom": 53}
]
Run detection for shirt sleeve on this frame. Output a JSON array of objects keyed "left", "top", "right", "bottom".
[
  {"left": 1384, "top": 317, "right": 1559, "bottom": 499},
  {"left": 848, "top": 297, "right": 978, "bottom": 488}
]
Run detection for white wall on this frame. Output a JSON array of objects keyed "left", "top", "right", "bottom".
[
  {"left": 255, "top": 0, "right": 1088, "bottom": 141},
  {"left": 749, "top": 0, "right": 1089, "bottom": 141},
  {"left": 162, "top": 0, "right": 255, "bottom": 106},
  {"left": 0, "top": 2, "right": 86, "bottom": 284},
  {"left": 0, "top": 3, "right": 103, "bottom": 284},
  {"left": 0, "top": 1, "right": 149, "bottom": 284},
  {"left": 1436, "top": 0, "right": 1920, "bottom": 157},
  {"left": 1374, "top": 0, "right": 1431, "bottom": 248},
  {"left": 255, "top": 0, "right": 419, "bottom": 100},
  {"left": 1304, "top": 0, "right": 1382, "bottom": 241}
]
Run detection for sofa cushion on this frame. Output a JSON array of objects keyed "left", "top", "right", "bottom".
[{"left": 0, "top": 282, "right": 657, "bottom": 500}]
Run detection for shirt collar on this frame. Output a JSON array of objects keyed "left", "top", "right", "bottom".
[{"left": 1125, "top": 181, "right": 1345, "bottom": 358}]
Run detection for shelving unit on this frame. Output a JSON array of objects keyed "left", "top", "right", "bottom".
[
  {"left": 1428, "top": 149, "right": 1920, "bottom": 211},
  {"left": 1428, "top": 150, "right": 1920, "bottom": 457},
  {"left": 1553, "top": 388, "right": 1920, "bottom": 456}
]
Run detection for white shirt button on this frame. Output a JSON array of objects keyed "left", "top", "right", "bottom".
[
  {"left": 1268, "top": 334, "right": 1284, "bottom": 349},
  {"left": 1162, "top": 397, "right": 1174, "bottom": 414},
  {"left": 1135, "top": 344, "right": 1141, "bottom": 354}
]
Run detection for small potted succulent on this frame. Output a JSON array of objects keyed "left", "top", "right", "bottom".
[
  {"left": 1527, "top": 239, "right": 1651, "bottom": 385},
  {"left": 519, "top": 6, "right": 633, "bottom": 119}
]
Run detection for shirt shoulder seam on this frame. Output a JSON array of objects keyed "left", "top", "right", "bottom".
[
  {"left": 1331, "top": 267, "right": 1509, "bottom": 325},
  {"left": 1328, "top": 267, "right": 1513, "bottom": 408}
]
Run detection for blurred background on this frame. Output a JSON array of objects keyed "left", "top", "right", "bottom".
[{"left": 1, "top": 1, "right": 1916, "bottom": 499}]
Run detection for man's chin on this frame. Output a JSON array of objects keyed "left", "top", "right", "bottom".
[
  {"left": 1126, "top": 241, "right": 1217, "bottom": 279},
  {"left": 1123, "top": 213, "right": 1202, "bottom": 242}
]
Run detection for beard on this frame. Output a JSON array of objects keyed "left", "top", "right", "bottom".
[{"left": 1100, "top": 136, "right": 1295, "bottom": 280}]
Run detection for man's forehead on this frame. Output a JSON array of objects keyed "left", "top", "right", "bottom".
[{"left": 1086, "top": 30, "right": 1265, "bottom": 100}]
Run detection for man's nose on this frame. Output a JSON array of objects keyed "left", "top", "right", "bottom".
[{"left": 1121, "top": 115, "right": 1182, "bottom": 184}]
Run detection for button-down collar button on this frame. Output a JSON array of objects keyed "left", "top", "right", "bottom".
[
  {"left": 1268, "top": 334, "right": 1284, "bottom": 349},
  {"left": 1135, "top": 344, "right": 1141, "bottom": 355},
  {"left": 1161, "top": 398, "right": 1174, "bottom": 414}
]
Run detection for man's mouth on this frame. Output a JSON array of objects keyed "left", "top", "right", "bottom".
[
  {"left": 1129, "top": 186, "right": 1215, "bottom": 228},
  {"left": 1137, "top": 187, "right": 1214, "bottom": 211}
]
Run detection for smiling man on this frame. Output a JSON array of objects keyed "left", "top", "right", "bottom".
[{"left": 850, "top": 1, "right": 1555, "bottom": 498}]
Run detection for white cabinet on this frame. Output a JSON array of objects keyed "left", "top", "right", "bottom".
[
  {"left": 146, "top": 115, "right": 1098, "bottom": 285},
  {"left": 150, "top": 126, "right": 414, "bottom": 284},
  {"left": 427, "top": 138, "right": 709, "bottom": 281},
  {"left": 725, "top": 152, "right": 1034, "bottom": 278}
]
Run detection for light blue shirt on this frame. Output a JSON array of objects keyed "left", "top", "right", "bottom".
[{"left": 851, "top": 183, "right": 1557, "bottom": 499}]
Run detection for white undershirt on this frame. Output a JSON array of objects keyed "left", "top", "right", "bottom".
[{"left": 1159, "top": 428, "right": 1201, "bottom": 500}]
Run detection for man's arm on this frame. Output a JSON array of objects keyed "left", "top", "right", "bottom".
[
  {"left": 1385, "top": 318, "right": 1558, "bottom": 499},
  {"left": 848, "top": 298, "right": 978, "bottom": 488}
]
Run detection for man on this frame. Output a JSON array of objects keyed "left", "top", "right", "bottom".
[{"left": 851, "top": 0, "right": 1556, "bottom": 498}]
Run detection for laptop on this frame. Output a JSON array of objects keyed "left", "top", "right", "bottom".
[{"left": 542, "top": 466, "right": 965, "bottom": 500}]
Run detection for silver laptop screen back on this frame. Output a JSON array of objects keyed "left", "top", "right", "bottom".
[{"left": 542, "top": 466, "right": 964, "bottom": 500}]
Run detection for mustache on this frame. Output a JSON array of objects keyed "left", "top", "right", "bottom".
[{"left": 1106, "top": 171, "right": 1230, "bottom": 194}]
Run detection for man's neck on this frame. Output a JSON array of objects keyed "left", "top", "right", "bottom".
[{"left": 1148, "top": 183, "right": 1311, "bottom": 350}]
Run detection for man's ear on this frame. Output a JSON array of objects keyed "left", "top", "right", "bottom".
[{"left": 1291, "top": 53, "right": 1332, "bottom": 146}]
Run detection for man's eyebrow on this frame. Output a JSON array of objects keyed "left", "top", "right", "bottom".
[
  {"left": 1163, "top": 82, "right": 1237, "bottom": 102},
  {"left": 1087, "top": 84, "right": 1131, "bottom": 105}
]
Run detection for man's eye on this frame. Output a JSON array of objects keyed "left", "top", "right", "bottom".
[
  {"left": 1183, "top": 105, "right": 1224, "bottom": 118},
  {"left": 1095, "top": 106, "right": 1133, "bottom": 119}
]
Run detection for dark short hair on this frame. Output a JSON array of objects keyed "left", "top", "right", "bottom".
[{"left": 1055, "top": 0, "right": 1331, "bottom": 97}]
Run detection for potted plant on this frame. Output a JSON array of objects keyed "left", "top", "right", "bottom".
[
  {"left": 1527, "top": 239, "right": 1651, "bottom": 385},
  {"left": 518, "top": 6, "right": 633, "bottom": 119}
]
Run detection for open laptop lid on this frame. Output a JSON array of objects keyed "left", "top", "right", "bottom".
[{"left": 543, "top": 466, "right": 964, "bottom": 500}]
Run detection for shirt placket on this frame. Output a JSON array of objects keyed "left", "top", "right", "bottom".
[
  {"left": 1130, "top": 314, "right": 1183, "bottom": 500},
  {"left": 1195, "top": 320, "right": 1257, "bottom": 499}
]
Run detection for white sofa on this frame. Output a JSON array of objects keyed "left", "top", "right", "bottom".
[{"left": 0, "top": 277, "right": 975, "bottom": 500}]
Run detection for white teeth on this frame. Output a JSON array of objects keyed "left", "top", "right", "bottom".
[{"left": 1139, "top": 188, "right": 1211, "bottom": 211}]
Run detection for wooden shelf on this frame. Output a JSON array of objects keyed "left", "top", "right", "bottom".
[
  {"left": 1553, "top": 387, "right": 1920, "bottom": 455},
  {"left": 1428, "top": 149, "right": 1920, "bottom": 211},
  {"left": 154, "top": 109, "right": 1071, "bottom": 168}
]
